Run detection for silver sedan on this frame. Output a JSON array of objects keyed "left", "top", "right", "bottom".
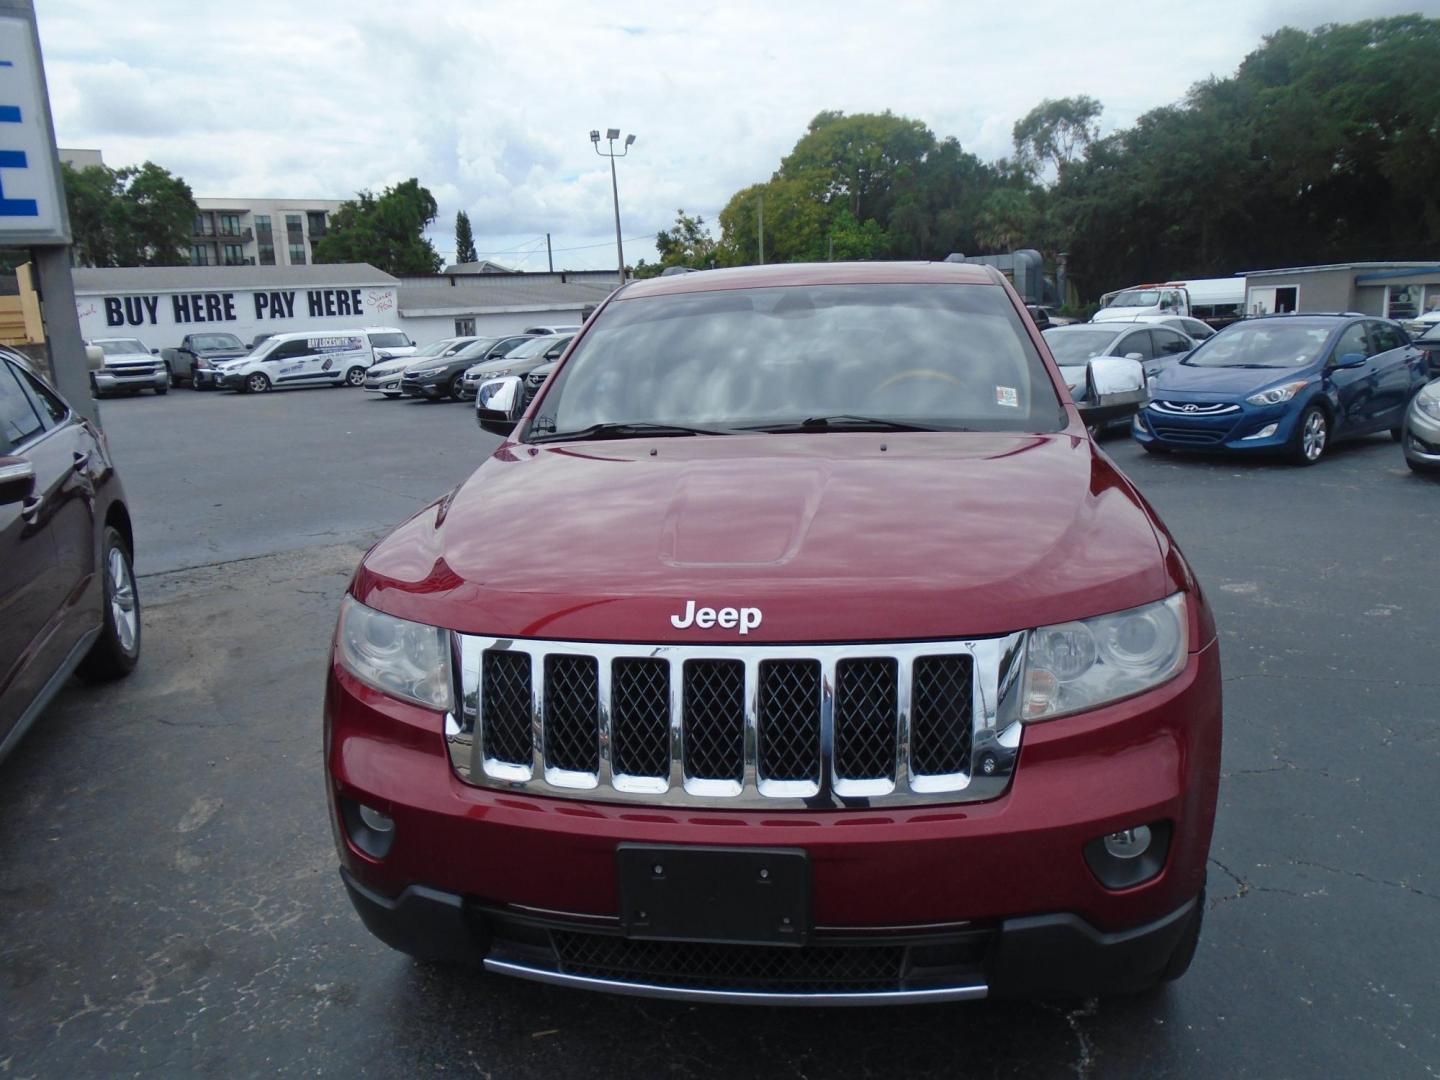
[{"left": 1402, "top": 378, "right": 1440, "bottom": 474}]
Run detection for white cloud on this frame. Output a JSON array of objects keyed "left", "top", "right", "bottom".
[{"left": 38, "top": 0, "right": 1440, "bottom": 268}]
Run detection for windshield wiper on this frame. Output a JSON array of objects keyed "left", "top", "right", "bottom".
[
  {"left": 529, "top": 420, "right": 743, "bottom": 443},
  {"left": 745, "top": 414, "right": 951, "bottom": 433}
]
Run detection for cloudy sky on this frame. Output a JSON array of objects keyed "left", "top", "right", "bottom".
[{"left": 38, "top": 0, "right": 1440, "bottom": 271}]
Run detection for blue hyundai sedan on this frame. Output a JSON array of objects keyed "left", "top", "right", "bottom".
[{"left": 1132, "top": 314, "right": 1429, "bottom": 465}]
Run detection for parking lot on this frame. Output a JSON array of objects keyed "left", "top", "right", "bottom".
[{"left": 2, "top": 384, "right": 1438, "bottom": 1078}]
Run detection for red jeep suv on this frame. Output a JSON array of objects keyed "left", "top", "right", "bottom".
[{"left": 325, "top": 262, "right": 1221, "bottom": 1004}]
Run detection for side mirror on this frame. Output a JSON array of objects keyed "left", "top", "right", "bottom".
[
  {"left": 0, "top": 455, "right": 36, "bottom": 503},
  {"left": 1078, "top": 356, "right": 1147, "bottom": 427},
  {"left": 1124, "top": 352, "right": 1144, "bottom": 361},
  {"left": 85, "top": 344, "right": 105, "bottom": 371},
  {"left": 475, "top": 375, "right": 523, "bottom": 437},
  {"left": 151, "top": 347, "right": 160, "bottom": 355},
  {"left": 1336, "top": 352, "right": 1367, "bottom": 369}
]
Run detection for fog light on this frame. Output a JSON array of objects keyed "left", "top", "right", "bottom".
[
  {"left": 1103, "top": 825, "right": 1152, "bottom": 860},
  {"left": 1241, "top": 423, "right": 1278, "bottom": 441},
  {"left": 1083, "top": 820, "right": 1171, "bottom": 890},
  {"left": 358, "top": 804, "right": 394, "bottom": 834}
]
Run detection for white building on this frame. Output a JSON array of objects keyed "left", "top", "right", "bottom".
[
  {"left": 191, "top": 197, "right": 346, "bottom": 269},
  {"left": 395, "top": 272, "right": 617, "bottom": 341},
  {"left": 58, "top": 147, "right": 104, "bottom": 169}
]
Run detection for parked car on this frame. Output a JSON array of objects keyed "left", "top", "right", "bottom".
[
  {"left": 1043, "top": 321, "right": 1195, "bottom": 381},
  {"left": 1134, "top": 314, "right": 1429, "bottom": 464},
  {"left": 1402, "top": 310, "right": 1440, "bottom": 338},
  {"left": 521, "top": 324, "right": 580, "bottom": 336},
  {"left": 365, "top": 337, "right": 478, "bottom": 398},
  {"left": 1400, "top": 376, "right": 1440, "bottom": 474},
  {"left": 249, "top": 332, "right": 276, "bottom": 350},
  {"left": 329, "top": 261, "right": 1213, "bottom": 1004},
  {"left": 1, "top": 347, "right": 139, "bottom": 765},
  {"left": 520, "top": 359, "right": 558, "bottom": 408},
  {"left": 364, "top": 327, "right": 416, "bottom": 362},
  {"left": 401, "top": 335, "right": 534, "bottom": 402},
  {"left": 1093, "top": 283, "right": 1192, "bottom": 322},
  {"left": 163, "top": 332, "right": 249, "bottom": 388},
  {"left": 217, "top": 331, "right": 373, "bottom": 393},
  {"left": 458, "top": 334, "right": 572, "bottom": 400},
  {"left": 1412, "top": 322, "right": 1440, "bottom": 377},
  {"left": 1125, "top": 315, "right": 1217, "bottom": 342},
  {"left": 88, "top": 337, "right": 168, "bottom": 397}
]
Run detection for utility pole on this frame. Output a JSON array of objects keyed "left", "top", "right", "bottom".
[
  {"left": 591, "top": 128, "right": 636, "bottom": 286},
  {"left": 546, "top": 233, "right": 553, "bottom": 272},
  {"left": 758, "top": 192, "right": 764, "bottom": 265},
  {"left": 827, "top": 234, "right": 833, "bottom": 261}
]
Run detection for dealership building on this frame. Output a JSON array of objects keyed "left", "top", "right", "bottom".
[
  {"left": 1243, "top": 261, "right": 1440, "bottom": 320},
  {"left": 71, "top": 264, "right": 617, "bottom": 350}
]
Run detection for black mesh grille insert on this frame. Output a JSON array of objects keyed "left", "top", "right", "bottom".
[
  {"left": 835, "top": 658, "right": 898, "bottom": 780},
  {"left": 757, "top": 660, "right": 821, "bottom": 782},
  {"left": 682, "top": 659, "right": 745, "bottom": 782},
  {"left": 553, "top": 931, "right": 905, "bottom": 992},
  {"left": 481, "top": 651, "right": 532, "bottom": 766},
  {"left": 611, "top": 658, "right": 671, "bottom": 779},
  {"left": 543, "top": 655, "right": 599, "bottom": 773},
  {"left": 911, "top": 655, "right": 973, "bottom": 776}
]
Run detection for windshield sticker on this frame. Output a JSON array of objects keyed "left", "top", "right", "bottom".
[{"left": 996, "top": 386, "right": 1019, "bottom": 407}]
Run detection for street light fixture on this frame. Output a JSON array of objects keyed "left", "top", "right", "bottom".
[{"left": 592, "top": 127, "right": 636, "bottom": 285}]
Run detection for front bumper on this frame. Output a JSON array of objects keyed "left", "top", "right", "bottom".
[
  {"left": 364, "top": 373, "right": 404, "bottom": 394},
  {"left": 340, "top": 866, "right": 1202, "bottom": 1003},
  {"left": 326, "top": 639, "right": 1221, "bottom": 999},
  {"left": 400, "top": 376, "right": 447, "bottom": 399},
  {"left": 1403, "top": 404, "right": 1440, "bottom": 470},
  {"left": 94, "top": 369, "right": 166, "bottom": 392},
  {"left": 1132, "top": 398, "right": 1299, "bottom": 452}
]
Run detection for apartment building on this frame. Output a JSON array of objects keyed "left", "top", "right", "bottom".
[{"left": 190, "top": 197, "right": 345, "bottom": 268}]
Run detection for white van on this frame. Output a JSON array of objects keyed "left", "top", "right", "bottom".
[
  {"left": 1093, "top": 284, "right": 1191, "bottom": 322},
  {"left": 217, "top": 331, "right": 372, "bottom": 393},
  {"left": 364, "top": 327, "right": 416, "bottom": 360}
]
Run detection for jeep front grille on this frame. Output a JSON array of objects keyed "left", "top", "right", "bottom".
[{"left": 449, "top": 634, "right": 1026, "bottom": 808}]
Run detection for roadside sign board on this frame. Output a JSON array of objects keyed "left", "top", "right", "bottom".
[{"left": 0, "top": 3, "right": 69, "bottom": 245}]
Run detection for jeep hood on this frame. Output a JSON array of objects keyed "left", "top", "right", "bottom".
[{"left": 354, "top": 432, "right": 1175, "bottom": 643}]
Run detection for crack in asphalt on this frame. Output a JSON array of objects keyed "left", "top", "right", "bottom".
[{"left": 1039, "top": 998, "right": 1101, "bottom": 1079}]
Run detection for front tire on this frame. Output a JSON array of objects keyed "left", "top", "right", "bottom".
[
  {"left": 78, "top": 526, "right": 141, "bottom": 682},
  {"left": 345, "top": 366, "right": 366, "bottom": 387},
  {"left": 243, "top": 372, "right": 272, "bottom": 394},
  {"left": 154, "top": 382, "right": 169, "bottom": 396},
  {"left": 448, "top": 373, "right": 466, "bottom": 400},
  {"left": 1288, "top": 404, "right": 1328, "bottom": 465}
]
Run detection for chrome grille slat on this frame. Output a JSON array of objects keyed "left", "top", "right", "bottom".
[{"left": 450, "top": 634, "right": 1026, "bottom": 808}]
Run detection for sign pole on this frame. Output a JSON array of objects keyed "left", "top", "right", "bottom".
[{"left": 31, "top": 245, "right": 92, "bottom": 420}]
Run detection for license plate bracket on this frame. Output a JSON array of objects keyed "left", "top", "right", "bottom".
[{"left": 617, "top": 845, "right": 811, "bottom": 947}]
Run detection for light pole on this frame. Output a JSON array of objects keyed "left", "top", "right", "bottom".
[{"left": 591, "top": 128, "right": 635, "bottom": 285}]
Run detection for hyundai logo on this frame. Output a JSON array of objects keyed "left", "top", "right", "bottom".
[{"left": 1182, "top": 403, "right": 1199, "bottom": 412}]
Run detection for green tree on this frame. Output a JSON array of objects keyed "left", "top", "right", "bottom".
[
  {"left": 314, "top": 178, "right": 442, "bottom": 273},
  {"left": 974, "top": 188, "right": 1038, "bottom": 253},
  {"left": 454, "top": 210, "right": 477, "bottom": 264},
  {"left": 634, "top": 209, "right": 718, "bottom": 278},
  {"left": 61, "top": 161, "right": 196, "bottom": 267},
  {"left": 1012, "top": 96, "right": 1103, "bottom": 183}
]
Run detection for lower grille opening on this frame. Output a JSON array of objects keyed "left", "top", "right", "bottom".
[{"left": 552, "top": 931, "right": 906, "bottom": 992}]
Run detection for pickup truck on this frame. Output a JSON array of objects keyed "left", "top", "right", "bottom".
[
  {"left": 326, "top": 261, "right": 1220, "bottom": 1004},
  {"left": 161, "top": 332, "right": 249, "bottom": 389}
]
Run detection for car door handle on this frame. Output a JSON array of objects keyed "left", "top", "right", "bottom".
[{"left": 20, "top": 494, "right": 42, "bottom": 524}]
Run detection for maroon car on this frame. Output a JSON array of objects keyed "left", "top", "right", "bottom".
[
  {"left": 1, "top": 348, "right": 139, "bottom": 763},
  {"left": 325, "top": 262, "right": 1220, "bottom": 1003}
]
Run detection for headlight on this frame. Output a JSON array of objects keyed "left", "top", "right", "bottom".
[
  {"left": 336, "top": 594, "right": 453, "bottom": 711},
  {"left": 1416, "top": 388, "right": 1440, "bottom": 420},
  {"left": 409, "top": 366, "right": 447, "bottom": 377},
  {"left": 1246, "top": 380, "right": 1308, "bottom": 407},
  {"left": 478, "top": 368, "right": 510, "bottom": 379},
  {"left": 1022, "top": 594, "right": 1188, "bottom": 722}
]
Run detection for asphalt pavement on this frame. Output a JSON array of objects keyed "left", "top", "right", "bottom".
[{"left": 1, "top": 386, "right": 1438, "bottom": 1078}]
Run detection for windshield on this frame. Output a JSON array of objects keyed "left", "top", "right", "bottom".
[
  {"left": 97, "top": 339, "right": 148, "bottom": 356},
  {"left": 1183, "top": 322, "right": 1332, "bottom": 368},
  {"left": 533, "top": 283, "right": 1064, "bottom": 437},
  {"left": 1043, "top": 328, "right": 1125, "bottom": 365},
  {"left": 368, "top": 332, "right": 410, "bottom": 348},
  {"left": 192, "top": 334, "right": 243, "bottom": 350},
  {"left": 452, "top": 338, "right": 504, "bottom": 360},
  {"left": 406, "top": 339, "right": 453, "bottom": 360},
  {"left": 506, "top": 335, "right": 561, "bottom": 359},
  {"left": 1108, "top": 290, "right": 1161, "bottom": 307}
]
